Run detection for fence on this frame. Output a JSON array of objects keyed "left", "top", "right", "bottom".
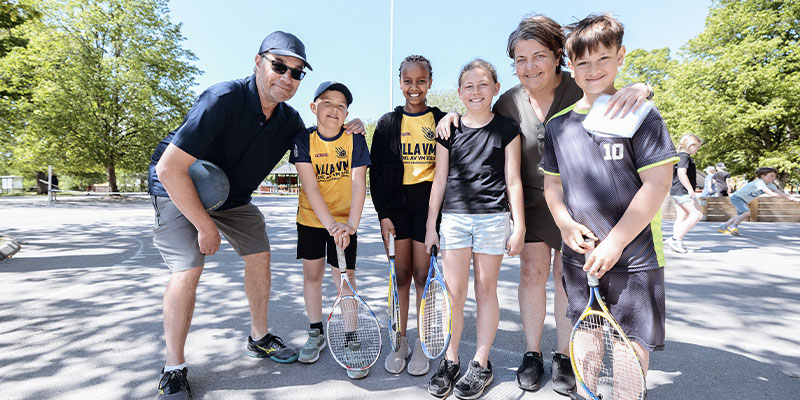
[{"left": 661, "top": 196, "right": 800, "bottom": 222}]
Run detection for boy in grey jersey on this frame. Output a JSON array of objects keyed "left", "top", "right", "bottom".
[{"left": 540, "top": 14, "right": 677, "bottom": 398}]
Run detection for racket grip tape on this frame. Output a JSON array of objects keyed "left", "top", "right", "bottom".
[
  {"left": 388, "top": 235, "right": 395, "bottom": 257},
  {"left": 587, "top": 274, "right": 600, "bottom": 287},
  {"left": 431, "top": 245, "right": 438, "bottom": 257},
  {"left": 336, "top": 246, "right": 347, "bottom": 272}
]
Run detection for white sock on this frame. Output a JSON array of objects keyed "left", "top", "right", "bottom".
[{"left": 164, "top": 363, "right": 186, "bottom": 373}]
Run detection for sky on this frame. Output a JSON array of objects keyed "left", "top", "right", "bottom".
[{"left": 166, "top": 0, "right": 713, "bottom": 125}]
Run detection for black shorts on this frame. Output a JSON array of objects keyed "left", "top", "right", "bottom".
[
  {"left": 562, "top": 261, "right": 665, "bottom": 352},
  {"left": 296, "top": 223, "right": 357, "bottom": 270},
  {"left": 524, "top": 189, "right": 562, "bottom": 249},
  {"left": 386, "top": 182, "right": 438, "bottom": 243}
]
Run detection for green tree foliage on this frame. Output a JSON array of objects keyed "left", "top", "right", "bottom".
[
  {"left": 427, "top": 88, "right": 466, "bottom": 115},
  {"left": 6, "top": 0, "right": 198, "bottom": 192},
  {"left": 620, "top": 0, "right": 800, "bottom": 184},
  {"left": 0, "top": 0, "right": 40, "bottom": 174}
]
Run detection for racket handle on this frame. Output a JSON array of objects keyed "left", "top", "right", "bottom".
[
  {"left": 587, "top": 274, "right": 600, "bottom": 287},
  {"left": 431, "top": 245, "right": 438, "bottom": 257},
  {"left": 388, "top": 234, "right": 395, "bottom": 257},
  {"left": 336, "top": 246, "right": 347, "bottom": 273}
]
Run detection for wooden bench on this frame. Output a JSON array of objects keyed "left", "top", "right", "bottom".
[{"left": 661, "top": 196, "right": 800, "bottom": 222}]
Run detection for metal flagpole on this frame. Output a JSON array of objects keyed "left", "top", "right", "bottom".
[{"left": 389, "top": 0, "right": 394, "bottom": 110}]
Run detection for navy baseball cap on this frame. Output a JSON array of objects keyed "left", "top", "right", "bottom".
[
  {"left": 314, "top": 81, "right": 353, "bottom": 106},
  {"left": 258, "top": 31, "right": 312, "bottom": 71}
]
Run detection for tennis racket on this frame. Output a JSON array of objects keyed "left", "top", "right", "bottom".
[
  {"left": 387, "top": 235, "right": 401, "bottom": 351},
  {"left": 418, "top": 245, "right": 452, "bottom": 359},
  {"left": 326, "top": 245, "right": 382, "bottom": 371},
  {"left": 569, "top": 242, "right": 646, "bottom": 400}
]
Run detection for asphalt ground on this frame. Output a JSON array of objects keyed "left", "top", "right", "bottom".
[{"left": 1, "top": 194, "right": 798, "bottom": 399}]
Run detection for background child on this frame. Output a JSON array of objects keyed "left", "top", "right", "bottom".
[
  {"left": 289, "top": 81, "right": 371, "bottom": 379},
  {"left": 424, "top": 59, "right": 525, "bottom": 399},
  {"left": 370, "top": 55, "right": 448, "bottom": 376},
  {"left": 540, "top": 14, "right": 677, "bottom": 399},
  {"left": 666, "top": 134, "right": 704, "bottom": 253},
  {"left": 700, "top": 165, "right": 717, "bottom": 198},
  {"left": 718, "top": 167, "right": 800, "bottom": 235}
]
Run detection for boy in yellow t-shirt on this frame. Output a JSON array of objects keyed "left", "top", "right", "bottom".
[{"left": 289, "top": 81, "right": 371, "bottom": 379}]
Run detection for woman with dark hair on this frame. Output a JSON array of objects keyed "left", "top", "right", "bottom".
[{"left": 437, "top": 14, "right": 653, "bottom": 395}]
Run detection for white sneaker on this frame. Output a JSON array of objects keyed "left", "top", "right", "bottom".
[
  {"left": 665, "top": 237, "right": 688, "bottom": 254},
  {"left": 408, "top": 338, "right": 430, "bottom": 376},
  {"left": 384, "top": 336, "right": 410, "bottom": 374}
]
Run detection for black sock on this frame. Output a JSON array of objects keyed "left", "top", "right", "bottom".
[
  {"left": 345, "top": 331, "right": 357, "bottom": 343},
  {"left": 310, "top": 322, "right": 323, "bottom": 335}
]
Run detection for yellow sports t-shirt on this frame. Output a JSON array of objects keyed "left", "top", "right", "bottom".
[
  {"left": 400, "top": 111, "right": 436, "bottom": 184},
  {"left": 296, "top": 130, "right": 354, "bottom": 228}
]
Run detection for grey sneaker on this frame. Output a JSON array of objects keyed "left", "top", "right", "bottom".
[
  {"left": 408, "top": 338, "right": 430, "bottom": 376},
  {"left": 453, "top": 360, "right": 493, "bottom": 399},
  {"left": 384, "top": 335, "right": 409, "bottom": 373},
  {"left": 346, "top": 367, "right": 369, "bottom": 379},
  {"left": 298, "top": 328, "right": 326, "bottom": 364}
]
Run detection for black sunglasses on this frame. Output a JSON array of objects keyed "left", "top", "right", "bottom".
[{"left": 262, "top": 54, "right": 306, "bottom": 81}]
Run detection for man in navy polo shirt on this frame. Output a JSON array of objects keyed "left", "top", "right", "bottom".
[{"left": 148, "top": 31, "right": 364, "bottom": 399}]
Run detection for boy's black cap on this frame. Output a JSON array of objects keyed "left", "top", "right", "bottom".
[
  {"left": 314, "top": 81, "right": 353, "bottom": 105},
  {"left": 258, "top": 31, "right": 312, "bottom": 71}
]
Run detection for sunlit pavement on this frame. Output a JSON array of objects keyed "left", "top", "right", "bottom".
[{"left": 1, "top": 195, "right": 798, "bottom": 399}]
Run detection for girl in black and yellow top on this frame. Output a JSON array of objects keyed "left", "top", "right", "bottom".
[{"left": 370, "top": 55, "right": 446, "bottom": 376}]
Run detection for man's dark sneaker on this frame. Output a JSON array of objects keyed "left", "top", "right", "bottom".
[
  {"left": 516, "top": 351, "right": 544, "bottom": 391},
  {"left": 453, "top": 360, "right": 494, "bottom": 400},
  {"left": 551, "top": 352, "right": 576, "bottom": 395},
  {"left": 158, "top": 367, "right": 192, "bottom": 400},
  {"left": 428, "top": 359, "right": 460, "bottom": 398},
  {"left": 247, "top": 333, "right": 298, "bottom": 363}
]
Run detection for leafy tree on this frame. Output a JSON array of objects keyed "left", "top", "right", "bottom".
[
  {"left": 427, "top": 88, "right": 466, "bottom": 115},
  {"left": 0, "top": 0, "right": 40, "bottom": 174},
  {"left": 8, "top": 0, "right": 198, "bottom": 192},
  {"left": 621, "top": 0, "right": 800, "bottom": 184}
]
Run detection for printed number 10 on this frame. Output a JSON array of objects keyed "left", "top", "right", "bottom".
[{"left": 603, "top": 143, "right": 624, "bottom": 160}]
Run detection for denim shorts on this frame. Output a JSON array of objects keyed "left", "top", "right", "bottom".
[
  {"left": 671, "top": 194, "right": 694, "bottom": 204},
  {"left": 730, "top": 195, "right": 750, "bottom": 215},
  {"left": 439, "top": 212, "right": 510, "bottom": 255}
]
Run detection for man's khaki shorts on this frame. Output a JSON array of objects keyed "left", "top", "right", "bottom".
[{"left": 151, "top": 196, "right": 270, "bottom": 272}]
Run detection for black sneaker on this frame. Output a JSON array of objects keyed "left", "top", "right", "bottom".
[
  {"left": 569, "top": 392, "right": 588, "bottom": 400},
  {"left": 247, "top": 333, "right": 298, "bottom": 363},
  {"left": 428, "top": 359, "right": 460, "bottom": 398},
  {"left": 158, "top": 367, "right": 192, "bottom": 400},
  {"left": 516, "top": 351, "right": 544, "bottom": 391},
  {"left": 551, "top": 352, "right": 576, "bottom": 395},
  {"left": 453, "top": 360, "right": 493, "bottom": 400}
]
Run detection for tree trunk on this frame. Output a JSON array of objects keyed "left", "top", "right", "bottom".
[
  {"left": 106, "top": 163, "right": 118, "bottom": 194},
  {"left": 35, "top": 171, "right": 47, "bottom": 194}
]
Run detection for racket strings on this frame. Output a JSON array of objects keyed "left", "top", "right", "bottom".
[
  {"left": 328, "top": 296, "right": 382, "bottom": 370},
  {"left": 420, "top": 279, "right": 450, "bottom": 357},
  {"left": 573, "top": 314, "right": 644, "bottom": 400}
]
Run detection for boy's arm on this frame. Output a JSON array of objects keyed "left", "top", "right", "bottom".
[
  {"left": 585, "top": 162, "right": 672, "bottom": 278},
  {"left": 504, "top": 135, "right": 525, "bottom": 256},
  {"left": 763, "top": 183, "right": 800, "bottom": 202},
  {"left": 347, "top": 166, "right": 368, "bottom": 232},
  {"left": 295, "top": 162, "right": 342, "bottom": 235},
  {"left": 543, "top": 174, "right": 598, "bottom": 253},
  {"left": 424, "top": 143, "right": 449, "bottom": 253}
]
